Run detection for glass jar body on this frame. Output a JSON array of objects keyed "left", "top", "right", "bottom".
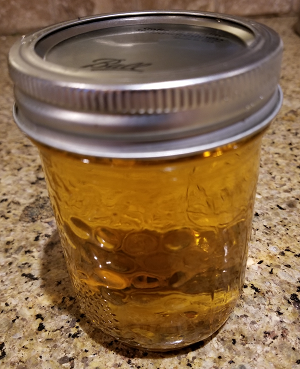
[{"left": 37, "top": 134, "right": 262, "bottom": 351}]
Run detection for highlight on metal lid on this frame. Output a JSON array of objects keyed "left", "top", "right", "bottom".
[{"left": 9, "top": 11, "right": 283, "bottom": 158}]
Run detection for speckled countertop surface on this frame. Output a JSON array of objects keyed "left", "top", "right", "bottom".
[{"left": 1, "top": 16, "right": 300, "bottom": 369}]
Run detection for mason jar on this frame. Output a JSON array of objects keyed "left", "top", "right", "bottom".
[{"left": 9, "top": 11, "right": 282, "bottom": 351}]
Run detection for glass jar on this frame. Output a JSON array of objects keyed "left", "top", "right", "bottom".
[{"left": 9, "top": 11, "right": 282, "bottom": 350}]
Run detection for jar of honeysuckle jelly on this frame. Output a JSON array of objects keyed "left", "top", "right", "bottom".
[{"left": 9, "top": 11, "right": 282, "bottom": 351}]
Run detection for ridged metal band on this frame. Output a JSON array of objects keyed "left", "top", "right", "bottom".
[
  {"left": 9, "top": 11, "right": 282, "bottom": 116},
  {"left": 9, "top": 52, "right": 281, "bottom": 115}
]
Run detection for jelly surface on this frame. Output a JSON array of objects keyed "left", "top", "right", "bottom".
[{"left": 38, "top": 135, "right": 262, "bottom": 350}]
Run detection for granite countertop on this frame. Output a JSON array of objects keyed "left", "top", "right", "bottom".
[{"left": 1, "top": 16, "right": 300, "bottom": 369}]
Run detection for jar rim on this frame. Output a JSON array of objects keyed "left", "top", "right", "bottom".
[{"left": 13, "top": 87, "right": 282, "bottom": 159}]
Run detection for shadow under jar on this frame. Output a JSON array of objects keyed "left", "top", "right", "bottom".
[{"left": 9, "top": 11, "right": 283, "bottom": 351}]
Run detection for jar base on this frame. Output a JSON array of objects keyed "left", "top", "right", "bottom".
[{"left": 84, "top": 310, "right": 233, "bottom": 352}]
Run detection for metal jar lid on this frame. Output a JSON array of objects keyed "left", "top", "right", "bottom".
[{"left": 9, "top": 11, "right": 283, "bottom": 158}]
